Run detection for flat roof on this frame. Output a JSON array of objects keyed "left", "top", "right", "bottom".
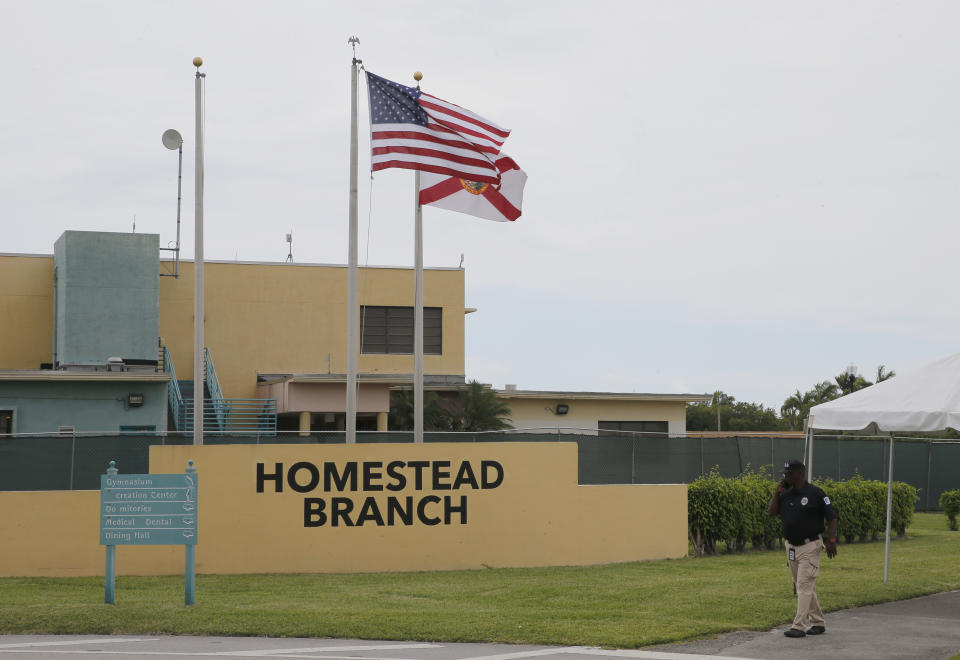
[
  {"left": 256, "top": 376, "right": 712, "bottom": 402},
  {"left": 0, "top": 253, "right": 461, "bottom": 271},
  {"left": 0, "top": 370, "right": 170, "bottom": 382},
  {"left": 258, "top": 373, "right": 465, "bottom": 387},
  {"left": 495, "top": 390, "right": 714, "bottom": 403}
]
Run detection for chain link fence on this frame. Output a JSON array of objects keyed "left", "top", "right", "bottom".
[{"left": 2, "top": 430, "right": 956, "bottom": 510}]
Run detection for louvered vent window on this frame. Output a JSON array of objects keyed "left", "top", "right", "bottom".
[{"left": 360, "top": 306, "right": 442, "bottom": 355}]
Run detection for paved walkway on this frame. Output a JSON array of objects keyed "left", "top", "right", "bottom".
[
  {"left": 649, "top": 588, "right": 960, "bottom": 659},
  {"left": 0, "top": 590, "right": 957, "bottom": 660}
]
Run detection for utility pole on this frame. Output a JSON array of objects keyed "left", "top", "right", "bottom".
[{"left": 715, "top": 390, "right": 721, "bottom": 432}]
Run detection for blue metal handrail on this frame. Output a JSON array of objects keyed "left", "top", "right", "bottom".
[
  {"left": 204, "top": 347, "right": 228, "bottom": 432},
  {"left": 203, "top": 346, "right": 230, "bottom": 431},
  {"left": 204, "top": 347, "right": 224, "bottom": 404},
  {"left": 181, "top": 399, "right": 278, "bottom": 433},
  {"left": 162, "top": 346, "right": 185, "bottom": 430}
]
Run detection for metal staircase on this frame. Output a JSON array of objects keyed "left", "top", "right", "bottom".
[{"left": 161, "top": 346, "right": 276, "bottom": 434}]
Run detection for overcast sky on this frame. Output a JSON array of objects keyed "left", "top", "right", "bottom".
[{"left": 3, "top": 1, "right": 959, "bottom": 409}]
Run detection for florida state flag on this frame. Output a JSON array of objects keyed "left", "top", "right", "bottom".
[{"left": 418, "top": 155, "right": 527, "bottom": 222}]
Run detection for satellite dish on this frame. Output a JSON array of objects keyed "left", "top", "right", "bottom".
[{"left": 162, "top": 129, "right": 183, "bottom": 150}]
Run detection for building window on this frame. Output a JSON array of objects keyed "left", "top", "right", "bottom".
[
  {"left": 598, "top": 420, "right": 669, "bottom": 438},
  {"left": 0, "top": 410, "right": 12, "bottom": 434},
  {"left": 360, "top": 306, "right": 442, "bottom": 355}
]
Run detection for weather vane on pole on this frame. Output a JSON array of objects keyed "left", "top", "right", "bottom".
[{"left": 348, "top": 36, "right": 360, "bottom": 64}]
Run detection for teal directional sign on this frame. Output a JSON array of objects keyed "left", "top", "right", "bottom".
[{"left": 100, "top": 473, "right": 198, "bottom": 545}]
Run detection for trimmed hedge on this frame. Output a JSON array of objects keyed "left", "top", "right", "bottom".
[
  {"left": 940, "top": 489, "right": 960, "bottom": 531},
  {"left": 688, "top": 469, "right": 918, "bottom": 556}
]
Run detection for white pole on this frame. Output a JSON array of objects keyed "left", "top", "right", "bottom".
[
  {"left": 884, "top": 432, "right": 895, "bottom": 584},
  {"left": 414, "top": 170, "right": 424, "bottom": 443},
  {"left": 345, "top": 52, "right": 360, "bottom": 444},
  {"left": 192, "top": 58, "right": 205, "bottom": 447},
  {"left": 806, "top": 426, "right": 814, "bottom": 481}
]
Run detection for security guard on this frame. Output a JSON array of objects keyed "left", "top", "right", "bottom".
[{"left": 768, "top": 459, "right": 838, "bottom": 638}]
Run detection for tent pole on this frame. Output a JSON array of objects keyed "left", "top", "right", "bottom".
[
  {"left": 805, "top": 422, "right": 814, "bottom": 481},
  {"left": 884, "top": 432, "right": 894, "bottom": 584}
]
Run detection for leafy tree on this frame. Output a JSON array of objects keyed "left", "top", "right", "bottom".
[
  {"left": 388, "top": 389, "right": 456, "bottom": 431},
  {"left": 690, "top": 364, "right": 895, "bottom": 433},
  {"left": 446, "top": 380, "right": 513, "bottom": 432},
  {"left": 687, "top": 391, "right": 783, "bottom": 432},
  {"left": 685, "top": 400, "right": 718, "bottom": 432},
  {"left": 388, "top": 380, "right": 512, "bottom": 432},
  {"left": 941, "top": 489, "right": 960, "bottom": 531}
]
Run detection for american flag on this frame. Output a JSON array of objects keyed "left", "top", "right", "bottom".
[{"left": 366, "top": 72, "right": 510, "bottom": 184}]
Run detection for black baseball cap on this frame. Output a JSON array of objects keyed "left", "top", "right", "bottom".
[{"left": 783, "top": 459, "right": 805, "bottom": 471}]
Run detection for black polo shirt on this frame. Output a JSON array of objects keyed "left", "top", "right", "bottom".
[{"left": 778, "top": 482, "right": 837, "bottom": 546}]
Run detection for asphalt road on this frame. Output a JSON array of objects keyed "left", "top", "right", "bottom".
[
  {"left": 1, "top": 590, "right": 957, "bottom": 660},
  {"left": 650, "top": 588, "right": 960, "bottom": 659}
]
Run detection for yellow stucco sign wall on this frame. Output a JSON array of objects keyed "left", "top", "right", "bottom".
[{"left": 0, "top": 443, "right": 687, "bottom": 577}]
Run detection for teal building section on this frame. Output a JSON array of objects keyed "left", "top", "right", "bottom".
[
  {"left": 0, "top": 379, "right": 167, "bottom": 434},
  {"left": 53, "top": 231, "right": 159, "bottom": 366}
]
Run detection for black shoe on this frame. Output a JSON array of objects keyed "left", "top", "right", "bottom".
[
  {"left": 806, "top": 625, "right": 826, "bottom": 635},
  {"left": 784, "top": 628, "right": 806, "bottom": 638}
]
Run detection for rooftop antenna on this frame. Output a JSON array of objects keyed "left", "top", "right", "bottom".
[
  {"left": 458, "top": 253, "right": 464, "bottom": 269},
  {"left": 160, "top": 128, "right": 184, "bottom": 278},
  {"left": 285, "top": 231, "right": 293, "bottom": 263},
  {"left": 132, "top": 214, "right": 136, "bottom": 233}
]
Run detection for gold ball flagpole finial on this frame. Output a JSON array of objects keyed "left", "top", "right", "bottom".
[
  {"left": 413, "top": 71, "right": 423, "bottom": 82},
  {"left": 193, "top": 57, "right": 203, "bottom": 68}
]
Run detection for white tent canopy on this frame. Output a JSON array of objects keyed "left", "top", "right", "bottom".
[
  {"left": 809, "top": 352, "right": 960, "bottom": 432},
  {"left": 807, "top": 351, "right": 960, "bottom": 583}
]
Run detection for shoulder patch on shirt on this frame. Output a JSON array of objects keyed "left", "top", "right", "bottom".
[
  {"left": 801, "top": 496, "right": 808, "bottom": 506},
  {"left": 824, "top": 496, "right": 831, "bottom": 505}
]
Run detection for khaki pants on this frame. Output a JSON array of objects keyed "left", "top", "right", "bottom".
[{"left": 786, "top": 537, "right": 824, "bottom": 630}]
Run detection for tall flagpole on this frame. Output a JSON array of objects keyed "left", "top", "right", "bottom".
[
  {"left": 192, "top": 57, "right": 205, "bottom": 446},
  {"left": 346, "top": 38, "right": 361, "bottom": 444},
  {"left": 413, "top": 71, "right": 425, "bottom": 444},
  {"left": 414, "top": 171, "right": 424, "bottom": 443}
]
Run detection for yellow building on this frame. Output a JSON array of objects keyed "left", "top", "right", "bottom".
[
  {"left": 497, "top": 389, "right": 708, "bottom": 436},
  {"left": 0, "top": 247, "right": 465, "bottom": 434},
  {"left": 0, "top": 236, "right": 708, "bottom": 435},
  {"left": 160, "top": 259, "right": 465, "bottom": 432}
]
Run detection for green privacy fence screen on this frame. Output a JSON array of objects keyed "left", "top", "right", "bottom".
[{"left": 1, "top": 431, "right": 956, "bottom": 510}]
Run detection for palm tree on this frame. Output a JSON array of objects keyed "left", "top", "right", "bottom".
[
  {"left": 835, "top": 369, "right": 872, "bottom": 396},
  {"left": 781, "top": 389, "right": 814, "bottom": 430},
  {"left": 451, "top": 381, "right": 513, "bottom": 432},
  {"left": 811, "top": 380, "right": 839, "bottom": 404},
  {"left": 876, "top": 365, "right": 896, "bottom": 383},
  {"left": 388, "top": 389, "right": 453, "bottom": 431},
  {"left": 389, "top": 381, "right": 513, "bottom": 432}
]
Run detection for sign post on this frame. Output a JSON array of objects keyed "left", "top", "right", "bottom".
[{"left": 100, "top": 460, "right": 199, "bottom": 605}]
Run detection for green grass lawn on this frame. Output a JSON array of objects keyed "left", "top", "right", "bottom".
[{"left": 1, "top": 513, "right": 958, "bottom": 648}]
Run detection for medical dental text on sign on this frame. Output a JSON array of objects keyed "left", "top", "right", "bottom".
[
  {"left": 100, "top": 473, "right": 198, "bottom": 545},
  {"left": 255, "top": 459, "right": 504, "bottom": 527}
]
